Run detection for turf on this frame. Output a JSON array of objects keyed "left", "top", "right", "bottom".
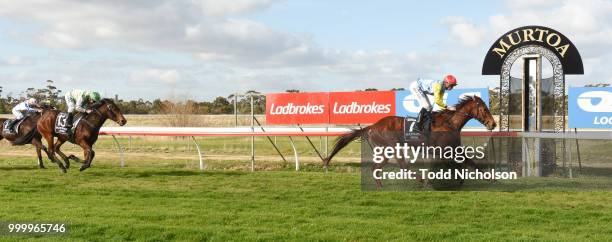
[{"left": 0, "top": 156, "right": 611, "bottom": 242}]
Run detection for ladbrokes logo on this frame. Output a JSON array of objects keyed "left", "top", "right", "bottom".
[
  {"left": 266, "top": 92, "right": 329, "bottom": 125},
  {"left": 332, "top": 102, "right": 392, "bottom": 114},
  {"left": 329, "top": 91, "right": 395, "bottom": 124},
  {"left": 269, "top": 103, "right": 325, "bottom": 115},
  {"left": 577, "top": 91, "right": 612, "bottom": 113}
]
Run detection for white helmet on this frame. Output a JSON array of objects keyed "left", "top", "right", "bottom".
[{"left": 27, "top": 98, "right": 37, "bottom": 105}]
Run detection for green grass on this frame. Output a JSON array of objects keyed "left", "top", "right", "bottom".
[
  {"left": 0, "top": 155, "right": 611, "bottom": 241},
  {"left": 1, "top": 114, "right": 612, "bottom": 241}
]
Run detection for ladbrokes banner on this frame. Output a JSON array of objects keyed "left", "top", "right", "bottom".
[
  {"left": 266, "top": 89, "right": 489, "bottom": 125},
  {"left": 329, "top": 91, "right": 395, "bottom": 124},
  {"left": 266, "top": 92, "right": 329, "bottom": 124},
  {"left": 569, "top": 87, "right": 612, "bottom": 128}
]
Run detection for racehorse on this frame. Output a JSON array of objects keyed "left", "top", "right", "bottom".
[
  {"left": 0, "top": 113, "right": 50, "bottom": 169},
  {"left": 323, "top": 96, "right": 497, "bottom": 188},
  {"left": 37, "top": 98, "right": 127, "bottom": 172}
]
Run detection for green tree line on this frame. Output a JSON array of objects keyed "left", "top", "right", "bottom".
[{"left": 0, "top": 81, "right": 266, "bottom": 115}]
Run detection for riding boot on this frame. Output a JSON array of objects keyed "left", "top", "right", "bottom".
[
  {"left": 422, "top": 112, "right": 431, "bottom": 137},
  {"left": 416, "top": 108, "right": 428, "bottom": 132},
  {"left": 7, "top": 119, "right": 19, "bottom": 132},
  {"left": 65, "top": 113, "right": 74, "bottom": 130}
]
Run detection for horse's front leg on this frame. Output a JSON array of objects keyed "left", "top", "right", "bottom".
[{"left": 78, "top": 142, "right": 95, "bottom": 172}]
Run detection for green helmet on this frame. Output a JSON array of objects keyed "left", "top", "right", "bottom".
[{"left": 89, "top": 92, "right": 102, "bottom": 102}]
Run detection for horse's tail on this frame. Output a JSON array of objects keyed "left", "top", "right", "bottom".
[{"left": 324, "top": 127, "right": 367, "bottom": 168}]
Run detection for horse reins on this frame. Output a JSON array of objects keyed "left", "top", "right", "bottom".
[{"left": 442, "top": 100, "right": 485, "bottom": 130}]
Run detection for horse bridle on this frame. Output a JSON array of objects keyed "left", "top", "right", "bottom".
[{"left": 81, "top": 103, "right": 114, "bottom": 128}]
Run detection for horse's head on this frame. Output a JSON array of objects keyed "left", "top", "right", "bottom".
[
  {"left": 456, "top": 96, "right": 496, "bottom": 131},
  {"left": 95, "top": 99, "right": 127, "bottom": 126}
]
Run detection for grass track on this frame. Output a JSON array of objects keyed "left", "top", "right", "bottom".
[{"left": 0, "top": 156, "right": 611, "bottom": 241}]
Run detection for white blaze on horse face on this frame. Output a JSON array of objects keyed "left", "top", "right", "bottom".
[{"left": 577, "top": 91, "right": 612, "bottom": 113}]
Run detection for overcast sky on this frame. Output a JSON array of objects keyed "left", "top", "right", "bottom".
[{"left": 0, "top": 0, "right": 611, "bottom": 100}]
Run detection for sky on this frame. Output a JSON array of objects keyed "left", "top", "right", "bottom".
[{"left": 0, "top": 0, "right": 611, "bottom": 101}]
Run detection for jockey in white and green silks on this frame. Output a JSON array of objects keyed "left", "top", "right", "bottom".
[
  {"left": 409, "top": 75, "right": 458, "bottom": 132},
  {"left": 64, "top": 89, "right": 102, "bottom": 129}
]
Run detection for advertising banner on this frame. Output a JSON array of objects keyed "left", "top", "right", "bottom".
[
  {"left": 265, "top": 92, "right": 329, "bottom": 124},
  {"left": 569, "top": 87, "right": 612, "bottom": 128},
  {"left": 329, "top": 91, "right": 396, "bottom": 124}
]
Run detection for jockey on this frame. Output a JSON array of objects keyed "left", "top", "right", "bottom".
[
  {"left": 64, "top": 89, "right": 102, "bottom": 129},
  {"left": 8, "top": 98, "right": 41, "bottom": 130},
  {"left": 409, "top": 75, "right": 458, "bottom": 131}
]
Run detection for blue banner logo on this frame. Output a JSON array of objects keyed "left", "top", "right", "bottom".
[
  {"left": 395, "top": 88, "right": 489, "bottom": 127},
  {"left": 569, "top": 87, "right": 612, "bottom": 128}
]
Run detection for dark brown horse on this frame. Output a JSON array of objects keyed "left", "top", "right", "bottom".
[
  {"left": 0, "top": 113, "right": 50, "bottom": 168},
  {"left": 37, "top": 99, "right": 127, "bottom": 172},
  {"left": 324, "top": 96, "right": 497, "bottom": 188}
]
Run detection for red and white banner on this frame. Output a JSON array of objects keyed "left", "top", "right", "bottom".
[
  {"left": 266, "top": 92, "right": 329, "bottom": 124},
  {"left": 329, "top": 91, "right": 395, "bottom": 124},
  {"left": 266, "top": 91, "right": 396, "bottom": 125}
]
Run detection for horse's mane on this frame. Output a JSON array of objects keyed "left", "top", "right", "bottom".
[
  {"left": 454, "top": 95, "right": 481, "bottom": 109},
  {"left": 439, "top": 95, "right": 481, "bottom": 115}
]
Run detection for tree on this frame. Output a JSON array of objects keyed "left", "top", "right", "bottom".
[
  {"left": 211, "top": 96, "right": 232, "bottom": 114},
  {"left": 0, "top": 86, "right": 4, "bottom": 113},
  {"left": 364, "top": 88, "right": 378, "bottom": 91},
  {"left": 285, "top": 89, "right": 300, "bottom": 93},
  {"left": 488, "top": 87, "right": 500, "bottom": 115}
]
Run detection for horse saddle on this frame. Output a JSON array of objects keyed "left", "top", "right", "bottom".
[
  {"left": 2, "top": 118, "right": 26, "bottom": 135},
  {"left": 54, "top": 112, "right": 85, "bottom": 135}
]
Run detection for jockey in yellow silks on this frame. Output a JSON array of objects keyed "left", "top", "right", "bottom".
[{"left": 409, "top": 75, "right": 458, "bottom": 132}]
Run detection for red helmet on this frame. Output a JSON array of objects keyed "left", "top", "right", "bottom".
[{"left": 443, "top": 74, "right": 457, "bottom": 85}]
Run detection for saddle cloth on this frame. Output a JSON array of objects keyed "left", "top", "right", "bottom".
[
  {"left": 54, "top": 112, "right": 84, "bottom": 135},
  {"left": 403, "top": 117, "right": 420, "bottom": 141},
  {"left": 2, "top": 118, "right": 26, "bottom": 135}
]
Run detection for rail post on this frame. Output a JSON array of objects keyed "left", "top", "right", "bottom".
[
  {"left": 574, "top": 128, "right": 582, "bottom": 173},
  {"left": 251, "top": 95, "right": 255, "bottom": 172},
  {"left": 191, "top": 136, "right": 205, "bottom": 170},
  {"left": 288, "top": 136, "right": 299, "bottom": 171},
  {"left": 112, "top": 135, "right": 125, "bottom": 167}
]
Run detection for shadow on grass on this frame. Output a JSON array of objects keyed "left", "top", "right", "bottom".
[
  {"left": 85, "top": 168, "right": 251, "bottom": 178},
  {"left": 0, "top": 166, "right": 44, "bottom": 171}
]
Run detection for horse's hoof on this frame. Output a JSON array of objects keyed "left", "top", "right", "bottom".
[
  {"left": 39, "top": 166, "right": 46, "bottom": 169},
  {"left": 79, "top": 166, "right": 89, "bottom": 172},
  {"left": 61, "top": 168, "right": 67, "bottom": 173}
]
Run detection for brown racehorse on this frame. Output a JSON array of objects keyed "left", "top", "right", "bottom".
[
  {"left": 323, "top": 96, "right": 497, "bottom": 188},
  {"left": 37, "top": 99, "right": 127, "bottom": 172},
  {"left": 0, "top": 113, "right": 50, "bottom": 169}
]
